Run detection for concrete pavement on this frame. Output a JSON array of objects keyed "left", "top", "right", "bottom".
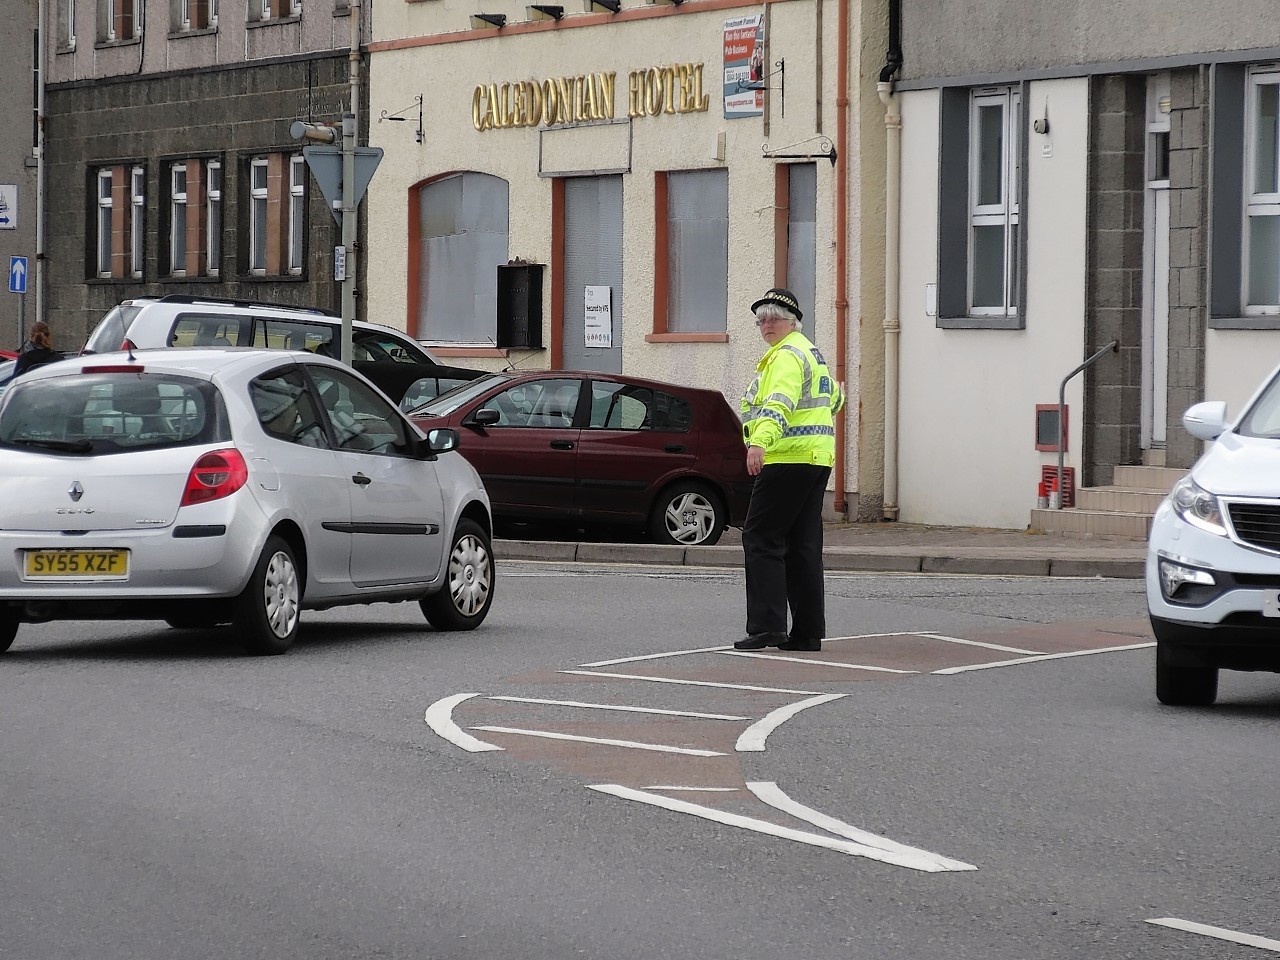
[{"left": 496, "top": 521, "right": 1149, "bottom": 579}]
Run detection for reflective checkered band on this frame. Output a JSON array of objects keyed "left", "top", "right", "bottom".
[{"left": 781, "top": 424, "right": 835, "bottom": 438}]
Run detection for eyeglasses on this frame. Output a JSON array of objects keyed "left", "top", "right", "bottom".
[{"left": 754, "top": 316, "right": 788, "bottom": 327}]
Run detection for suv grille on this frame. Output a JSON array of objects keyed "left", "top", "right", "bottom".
[{"left": 1228, "top": 502, "right": 1280, "bottom": 551}]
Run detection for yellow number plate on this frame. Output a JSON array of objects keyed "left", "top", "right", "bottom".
[{"left": 24, "top": 549, "right": 129, "bottom": 579}]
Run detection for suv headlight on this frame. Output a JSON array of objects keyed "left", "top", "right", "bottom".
[{"left": 1169, "top": 475, "right": 1227, "bottom": 536}]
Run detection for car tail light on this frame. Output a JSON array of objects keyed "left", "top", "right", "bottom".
[
  {"left": 82, "top": 365, "right": 145, "bottom": 374},
  {"left": 181, "top": 449, "right": 248, "bottom": 507}
]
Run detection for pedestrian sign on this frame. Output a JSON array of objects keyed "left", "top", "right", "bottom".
[{"left": 9, "top": 256, "right": 27, "bottom": 294}]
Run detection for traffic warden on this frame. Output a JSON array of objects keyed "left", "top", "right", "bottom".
[{"left": 735, "top": 288, "right": 844, "bottom": 652}]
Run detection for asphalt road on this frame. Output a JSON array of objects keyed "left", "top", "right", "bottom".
[{"left": 3, "top": 563, "right": 1279, "bottom": 960}]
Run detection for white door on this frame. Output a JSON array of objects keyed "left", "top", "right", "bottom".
[{"left": 1142, "top": 74, "right": 1172, "bottom": 451}]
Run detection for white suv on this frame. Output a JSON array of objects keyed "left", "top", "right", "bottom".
[{"left": 84, "top": 295, "right": 436, "bottom": 365}]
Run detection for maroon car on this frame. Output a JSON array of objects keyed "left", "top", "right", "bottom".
[{"left": 408, "top": 371, "right": 752, "bottom": 545}]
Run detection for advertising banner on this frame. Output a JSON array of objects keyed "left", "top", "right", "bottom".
[{"left": 723, "top": 13, "right": 765, "bottom": 119}]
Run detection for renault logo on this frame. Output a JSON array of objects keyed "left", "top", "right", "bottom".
[{"left": 68, "top": 481, "right": 84, "bottom": 502}]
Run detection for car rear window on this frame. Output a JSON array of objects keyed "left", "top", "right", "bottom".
[
  {"left": 82, "top": 302, "right": 147, "bottom": 354},
  {"left": 0, "top": 374, "right": 230, "bottom": 455}
]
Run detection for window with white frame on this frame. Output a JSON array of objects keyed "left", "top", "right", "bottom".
[
  {"left": 101, "top": 0, "right": 141, "bottom": 41},
  {"left": 130, "top": 166, "right": 144, "bottom": 278},
  {"left": 180, "top": 0, "right": 216, "bottom": 29},
  {"left": 662, "top": 169, "right": 728, "bottom": 333},
  {"left": 969, "top": 87, "right": 1021, "bottom": 316},
  {"left": 255, "top": 0, "right": 297, "bottom": 19},
  {"left": 247, "top": 153, "right": 302, "bottom": 277},
  {"left": 206, "top": 160, "right": 221, "bottom": 276},
  {"left": 169, "top": 162, "right": 188, "bottom": 276},
  {"left": 59, "top": 0, "right": 77, "bottom": 47},
  {"left": 96, "top": 169, "right": 113, "bottom": 278},
  {"left": 1245, "top": 67, "right": 1280, "bottom": 313},
  {"left": 249, "top": 157, "right": 269, "bottom": 274},
  {"left": 288, "top": 155, "right": 305, "bottom": 275}
]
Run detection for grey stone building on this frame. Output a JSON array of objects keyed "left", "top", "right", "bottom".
[
  {"left": 1, "top": 0, "right": 40, "bottom": 351},
  {"left": 41, "top": 0, "right": 370, "bottom": 348}
]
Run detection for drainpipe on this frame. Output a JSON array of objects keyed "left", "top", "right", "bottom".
[
  {"left": 877, "top": 0, "right": 902, "bottom": 521},
  {"left": 832, "top": 0, "right": 849, "bottom": 516},
  {"left": 35, "top": 0, "right": 46, "bottom": 326}
]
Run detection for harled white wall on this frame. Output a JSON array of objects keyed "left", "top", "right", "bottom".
[
  {"left": 1205, "top": 330, "right": 1280, "bottom": 424},
  {"left": 896, "top": 78, "right": 1090, "bottom": 528}
]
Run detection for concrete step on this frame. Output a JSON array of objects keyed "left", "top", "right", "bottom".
[
  {"left": 1029, "top": 507, "right": 1152, "bottom": 540},
  {"left": 1075, "top": 485, "right": 1168, "bottom": 513},
  {"left": 1113, "top": 464, "right": 1185, "bottom": 491}
]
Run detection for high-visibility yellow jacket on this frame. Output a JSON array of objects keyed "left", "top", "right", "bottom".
[{"left": 740, "top": 330, "right": 844, "bottom": 467}]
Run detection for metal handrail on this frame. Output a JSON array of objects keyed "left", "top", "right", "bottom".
[{"left": 1055, "top": 339, "right": 1119, "bottom": 509}]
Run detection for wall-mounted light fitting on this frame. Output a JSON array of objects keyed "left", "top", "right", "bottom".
[
  {"left": 527, "top": 3, "right": 565, "bottom": 17},
  {"left": 585, "top": 0, "right": 620, "bottom": 12},
  {"left": 470, "top": 12, "right": 507, "bottom": 27}
]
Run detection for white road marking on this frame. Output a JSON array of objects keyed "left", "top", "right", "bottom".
[
  {"left": 720, "top": 651, "right": 916, "bottom": 674},
  {"left": 424, "top": 693, "right": 503, "bottom": 753},
  {"left": 471, "top": 725, "right": 726, "bottom": 757},
  {"left": 735, "top": 694, "right": 847, "bottom": 752},
  {"left": 561, "top": 669, "right": 822, "bottom": 695},
  {"left": 825, "top": 631, "right": 939, "bottom": 641},
  {"left": 1147, "top": 918, "right": 1280, "bottom": 952},
  {"left": 933, "top": 641, "right": 1156, "bottom": 674},
  {"left": 580, "top": 645, "right": 734, "bottom": 667},
  {"left": 647, "top": 785, "right": 740, "bottom": 792},
  {"left": 487, "top": 695, "right": 749, "bottom": 721},
  {"left": 917, "top": 632, "right": 1039, "bottom": 655},
  {"left": 589, "top": 785, "right": 971, "bottom": 871},
  {"left": 747, "top": 781, "right": 976, "bottom": 872}
]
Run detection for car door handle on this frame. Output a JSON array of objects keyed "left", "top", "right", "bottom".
[
  {"left": 664, "top": 444, "right": 687, "bottom": 453},
  {"left": 550, "top": 440, "right": 575, "bottom": 450},
  {"left": 352, "top": 473, "right": 372, "bottom": 486}
]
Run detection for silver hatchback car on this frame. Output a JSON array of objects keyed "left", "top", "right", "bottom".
[{"left": 0, "top": 348, "right": 495, "bottom": 655}]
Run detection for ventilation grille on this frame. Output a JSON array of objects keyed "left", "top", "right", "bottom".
[
  {"left": 1040, "top": 465, "right": 1075, "bottom": 508},
  {"left": 1228, "top": 502, "right": 1280, "bottom": 551}
]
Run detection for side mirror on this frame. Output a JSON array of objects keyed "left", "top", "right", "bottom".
[
  {"left": 1183, "top": 400, "right": 1228, "bottom": 441},
  {"left": 424, "top": 427, "right": 460, "bottom": 455},
  {"left": 467, "top": 407, "right": 501, "bottom": 427}
]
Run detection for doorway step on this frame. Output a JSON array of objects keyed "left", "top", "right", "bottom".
[{"left": 1029, "top": 463, "right": 1183, "bottom": 540}]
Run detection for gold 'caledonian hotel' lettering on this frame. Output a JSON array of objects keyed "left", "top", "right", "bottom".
[{"left": 472, "top": 63, "right": 709, "bottom": 131}]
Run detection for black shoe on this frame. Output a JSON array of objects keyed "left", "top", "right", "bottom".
[
  {"left": 778, "top": 638, "right": 822, "bottom": 652},
  {"left": 734, "top": 632, "right": 788, "bottom": 650}
]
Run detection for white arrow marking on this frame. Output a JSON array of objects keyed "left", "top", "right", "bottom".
[
  {"left": 747, "top": 781, "right": 976, "bottom": 871},
  {"left": 590, "top": 785, "right": 973, "bottom": 871}
]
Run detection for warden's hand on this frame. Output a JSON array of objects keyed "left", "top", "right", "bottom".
[{"left": 746, "top": 445, "right": 765, "bottom": 476}]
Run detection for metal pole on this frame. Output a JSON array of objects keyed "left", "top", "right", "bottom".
[
  {"left": 340, "top": 112, "right": 355, "bottom": 367},
  {"left": 339, "top": 0, "right": 361, "bottom": 367},
  {"left": 1056, "top": 339, "right": 1119, "bottom": 509}
]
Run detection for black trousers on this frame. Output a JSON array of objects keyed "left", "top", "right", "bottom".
[{"left": 742, "top": 463, "right": 832, "bottom": 639}]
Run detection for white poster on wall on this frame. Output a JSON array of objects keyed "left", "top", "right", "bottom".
[{"left": 584, "top": 285, "right": 613, "bottom": 348}]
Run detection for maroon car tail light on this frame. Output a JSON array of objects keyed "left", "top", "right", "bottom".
[
  {"left": 181, "top": 449, "right": 248, "bottom": 506},
  {"left": 82, "top": 365, "right": 145, "bottom": 374}
]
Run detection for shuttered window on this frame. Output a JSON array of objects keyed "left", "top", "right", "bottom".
[{"left": 417, "top": 172, "right": 510, "bottom": 343}]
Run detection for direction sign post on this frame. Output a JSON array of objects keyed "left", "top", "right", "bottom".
[{"left": 9, "top": 256, "right": 27, "bottom": 348}]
